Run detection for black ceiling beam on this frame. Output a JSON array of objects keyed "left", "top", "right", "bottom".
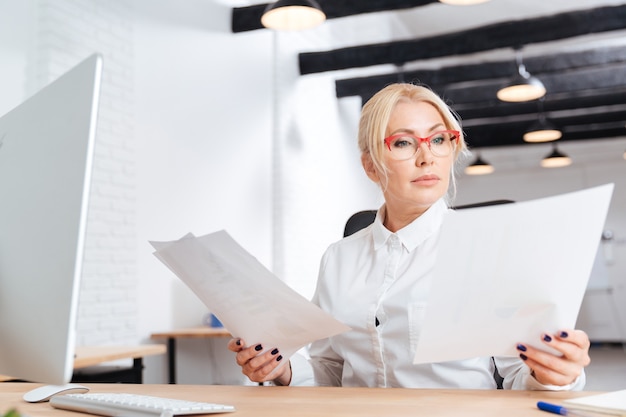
[
  {"left": 466, "top": 106, "right": 626, "bottom": 132},
  {"left": 344, "top": 68, "right": 626, "bottom": 116},
  {"left": 458, "top": 88, "right": 626, "bottom": 122},
  {"left": 335, "top": 64, "right": 626, "bottom": 118},
  {"left": 464, "top": 126, "right": 626, "bottom": 148},
  {"left": 561, "top": 126, "right": 626, "bottom": 143},
  {"left": 335, "top": 45, "right": 626, "bottom": 101},
  {"left": 464, "top": 112, "right": 626, "bottom": 148},
  {"left": 231, "top": 0, "right": 436, "bottom": 33},
  {"left": 299, "top": 5, "right": 626, "bottom": 75},
  {"left": 461, "top": 102, "right": 626, "bottom": 146},
  {"left": 441, "top": 63, "right": 626, "bottom": 108},
  {"left": 332, "top": 45, "right": 626, "bottom": 149},
  {"left": 464, "top": 125, "right": 626, "bottom": 148}
]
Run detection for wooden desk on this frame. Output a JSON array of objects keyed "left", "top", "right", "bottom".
[
  {"left": 72, "top": 345, "right": 166, "bottom": 383},
  {"left": 151, "top": 327, "right": 231, "bottom": 384},
  {"left": 0, "top": 383, "right": 595, "bottom": 417}
]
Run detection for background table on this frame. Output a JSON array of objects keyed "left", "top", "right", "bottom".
[
  {"left": 151, "top": 326, "right": 231, "bottom": 383},
  {"left": 0, "top": 383, "right": 597, "bottom": 417},
  {"left": 71, "top": 345, "right": 166, "bottom": 383}
]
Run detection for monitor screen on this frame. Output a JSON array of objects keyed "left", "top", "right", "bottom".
[{"left": 0, "top": 53, "right": 102, "bottom": 384}]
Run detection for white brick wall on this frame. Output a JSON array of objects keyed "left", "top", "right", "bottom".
[{"left": 27, "top": 0, "right": 136, "bottom": 346}]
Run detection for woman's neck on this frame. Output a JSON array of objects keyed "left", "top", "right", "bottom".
[{"left": 383, "top": 204, "right": 430, "bottom": 232}]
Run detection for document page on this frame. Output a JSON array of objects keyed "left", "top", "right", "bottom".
[
  {"left": 413, "top": 183, "right": 614, "bottom": 364},
  {"left": 151, "top": 231, "right": 351, "bottom": 363},
  {"left": 563, "top": 389, "right": 626, "bottom": 415}
]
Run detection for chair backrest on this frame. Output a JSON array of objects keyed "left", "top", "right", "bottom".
[
  {"left": 343, "top": 210, "right": 377, "bottom": 237},
  {"left": 343, "top": 200, "right": 514, "bottom": 237}
]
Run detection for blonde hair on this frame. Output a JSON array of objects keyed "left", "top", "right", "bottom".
[{"left": 358, "top": 83, "right": 469, "bottom": 199}]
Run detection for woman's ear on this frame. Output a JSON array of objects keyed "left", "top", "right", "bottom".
[{"left": 361, "top": 153, "right": 380, "bottom": 183}]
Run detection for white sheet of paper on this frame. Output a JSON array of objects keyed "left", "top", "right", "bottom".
[
  {"left": 563, "top": 389, "right": 626, "bottom": 415},
  {"left": 151, "top": 231, "right": 351, "bottom": 363},
  {"left": 413, "top": 183, "right": 614, "bottom": 364}
]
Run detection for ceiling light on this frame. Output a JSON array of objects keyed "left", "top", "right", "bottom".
[
  {"left": 497, "top": 48, "right": 546, "bottom": 102},
  {"left": 541, "top": 144, "right": 571, "bottom": 168},
  {"left": 261, "top": 0, "right": 326, "bottom": 31},
  {"left": 464, "top": 154, "right": 494, "bottom": 175},
  {"left": 523, "top": 114, "right": 562, "bottom": 143},
  {"left": 439, "top": 0, "right": 491, "bottom": 4}
]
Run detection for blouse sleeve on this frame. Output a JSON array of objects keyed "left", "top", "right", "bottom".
[
  {"left": 494, "top": 356, "right": 586, "bottom": 390},
  {"left": 286, "top": 349, "right": 316, "bottom": 386},
  {"left": 305, "top": 248, "right": 345, "bottom": 386}
]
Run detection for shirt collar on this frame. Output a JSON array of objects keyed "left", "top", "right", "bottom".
[{"left": 372, "top": 199, "right": 449, "bottom": 252}]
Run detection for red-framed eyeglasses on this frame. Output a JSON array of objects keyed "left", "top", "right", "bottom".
[{"left": 384, "top": 130, "right": 460, "bottom": 160}]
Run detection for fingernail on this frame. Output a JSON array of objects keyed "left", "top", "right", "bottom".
[
  {"left": 520, "top": 353, "right": 528, "bottom": 361},
  {"left": 543, "top": 334, "right": 552, "bottom": 342},
  {"left": 271, "top": 348, "right": 279, "bottom": 355},
  {"left": 560, "top": 331, "right": 568, "bottom": 338},
  {"left": 276, "top": 355, "right": 283, "bottom": 362},
  {"left": 517, "top": 344, "right": 527, "bottom": 352},
  {"left": 255, "top": 344, "right": 263, "bottom": 351}
]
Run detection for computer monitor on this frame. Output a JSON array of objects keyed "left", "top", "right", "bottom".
[{"left": 0, "top": 53, "right": 102, "bottom": 385}]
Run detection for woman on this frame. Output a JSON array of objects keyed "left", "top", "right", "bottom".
[{"left": 228, "top": 83, "right": 590, "bottom": 389}]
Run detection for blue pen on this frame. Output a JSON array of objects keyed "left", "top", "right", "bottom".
[{"left": 537, "top": 401, "right": 593, "bottom": 417}]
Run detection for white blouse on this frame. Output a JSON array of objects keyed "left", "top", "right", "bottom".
[{"left": 290, "top": 199, "right": 584, "bottom": 390}]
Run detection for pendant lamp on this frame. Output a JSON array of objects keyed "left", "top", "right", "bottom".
[
  {"left": 541, "top": 144, "right": 571, "bottom": 168},
  {"left": 523, "top": 117, "right": 562, "bottom": 143},
  {"left": 523, "top": 98, "right": 562, "bottom": 143},
  {"left": 261, "top": 0, "right": 326, "bottom": 31},
  {"left": 497, "top": 48, "right": 546, "bottom": 102},
  {"left": 464, "top": 153, "right": 494, "bottom": 175}
]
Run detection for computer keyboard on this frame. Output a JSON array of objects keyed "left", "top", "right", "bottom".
[{"left": 49, "top": 392, "right": 236, "bottom": 417}]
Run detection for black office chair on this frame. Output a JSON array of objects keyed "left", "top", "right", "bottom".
[
  {"left": 343, "top": 199, "right": 514, "bottom": 389},
  {"left": 344, "top": 200, "right": 514, "bottom": 237}
]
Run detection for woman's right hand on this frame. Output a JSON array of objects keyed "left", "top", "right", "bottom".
[{"left": 227, "top": 338, "right": 291, "bottom": 385}]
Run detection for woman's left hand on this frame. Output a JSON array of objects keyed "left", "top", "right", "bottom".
[{"left": 516, "top": 329, "right": 591, "bottom": 386}]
